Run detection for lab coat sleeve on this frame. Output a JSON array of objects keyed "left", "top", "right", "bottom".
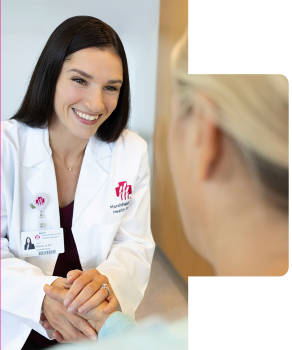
[
  {"left": 1, "top": 176, "right": 58, "bottom": 338},
  {"left": 97, "top": 141, "right": 155, "bottom": 317}
]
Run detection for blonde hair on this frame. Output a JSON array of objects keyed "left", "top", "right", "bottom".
[{"left": 171, "top": 32, "right": 289, "bottom": 209}]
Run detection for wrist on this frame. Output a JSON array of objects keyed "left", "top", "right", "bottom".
[
  {"left": 92, "top": 310, "right": 117, "bottom": 333},
  {"left": 41, "top": 294, "right": 48, "bottom": 313}
]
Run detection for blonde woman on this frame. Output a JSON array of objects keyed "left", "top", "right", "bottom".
[
  {"left": 169, "top": 33, "right": 288, "bottom": 276},
  {"left": 45, "top": 33, "right": 288, "bottom": 348}
]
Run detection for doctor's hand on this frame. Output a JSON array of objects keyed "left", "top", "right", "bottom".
[
  {"left": 43, "top": 284, "right": 116, "bottom": 343},
  {"left": 64, "top": 269, "right": 118, "bottom": 315},
  {"left": 42, "top": 278, "right": 98, "bottom": 343}
]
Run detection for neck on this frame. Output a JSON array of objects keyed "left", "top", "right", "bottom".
[
  {"left": 48, "top": 117, "right": 88, "bottom": 161},
  {"left": 208, "top": 196, "right": 288, "bottom": 276},
  {"left": 198, "top": 138, "right": 288, "bottom": 276}
]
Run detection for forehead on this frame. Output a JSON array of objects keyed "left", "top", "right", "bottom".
[{"left": 63, "top": 47, "right": 123, "bottom": 77}]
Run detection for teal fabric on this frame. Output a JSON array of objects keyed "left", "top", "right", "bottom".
[
  {"left": 98, "top": 311, "right": 137, "bottom": 339},
  {"left": 61, "top": 314, "right": 188, "bottom": 350}
]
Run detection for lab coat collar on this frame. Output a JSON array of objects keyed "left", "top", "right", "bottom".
[
  {"left": 87, "top": 134, "right": 112, "bottom": 162},
  {"left": 22, "top": 126, "right": 112, "bottom": 168},
  {"left": 22, "top": 126, "right": 51, "bottom": 168},
  {"left": 72, "top": 136, "right": 112, "bottom": 225},
  {"left": 23, "top": 126, "right": 112, "bottom": 228}
]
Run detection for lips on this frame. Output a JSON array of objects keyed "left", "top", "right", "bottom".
[{"left": 72, "top": 108, "right": 102, "bottom": 125}]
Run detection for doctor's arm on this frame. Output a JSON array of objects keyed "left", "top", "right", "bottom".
[
  {"left": 94, "top": 140, "right": 155, "bottom": 317},
  {"left": 1, "top": 177, "right": 97, "bottom": 342}
]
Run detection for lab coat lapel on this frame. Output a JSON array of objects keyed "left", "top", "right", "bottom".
[
  {"left": 23, "top": 127, "right": 60, "bottom": 229},
  {"left": 73, "top": 136, "right": 111, "bottom": 226}
]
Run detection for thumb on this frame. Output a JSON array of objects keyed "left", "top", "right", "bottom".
[
  {"left": 44, "top": 284, "right": 68, "bottom": 302},
  {"left": 40, "top": 312, "right": 47, "bottom": 322}
]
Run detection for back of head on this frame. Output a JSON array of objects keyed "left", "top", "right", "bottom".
[{"left": 171, "top": 32, "right": 288, "bottom": 212}]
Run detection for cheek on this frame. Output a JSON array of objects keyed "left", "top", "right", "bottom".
[
  {"left": 168, "top": 116, "right": 187, "bottom": 182},
  {"left": 168, "top": 110, "right": 197, "bottom": 215},
  {"left": 105, "top": 93, "right": 120, "bottom": 113},
  {"left": 168, "top": 96, "right": 185, "bottom": 174},
  {"left": 66, "top": 86, "right": 83, "bottom": 103},
  {"left": 54, "top": 84, "right": 83, "bottom": 112},
  {"left": 168, "top": 118, "right": 202, "bottom": 252}
]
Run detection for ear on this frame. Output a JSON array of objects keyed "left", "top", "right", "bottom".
[{"left": 195, "top": 95, "right": 222, "bottom": 181}]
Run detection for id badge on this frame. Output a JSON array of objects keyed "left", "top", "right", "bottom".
[{"left": 21, "top": 228, "right": 64, "bottom": 258}]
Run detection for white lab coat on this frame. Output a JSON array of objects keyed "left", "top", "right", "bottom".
[{"left": 1, "top": 120, "right": 154, "bottom": 350}]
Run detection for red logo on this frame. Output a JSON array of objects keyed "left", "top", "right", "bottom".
[
  {"left": 35, "top": 197, "right": 45, "bottom": 205},
  {"left": 115, "top": 181, "right": 132, "bottom": 200},
  {"left": 35, "top": 235, "right": 40, "bottom": 240}
]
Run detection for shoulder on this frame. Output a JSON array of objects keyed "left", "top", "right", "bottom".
[
  {"left": 121, "top": 129, "right": 147, "bottom": 146},
  {"left": 1, "top": 119, "right": 26, "bottom": 133},
  {"left": 1, "top": 120, "right": 32, "bottom": 172},
  {"left": 1, "top": 119, "right": 28, "bottom": 148},
  {"left": 110, "top": 129, "right": 147, "bottom": 156},
  {"left": 264, "top": 256, "right": 289, "bottom": 277}
]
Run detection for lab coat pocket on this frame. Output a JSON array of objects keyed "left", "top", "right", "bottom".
[{"left": 99, "top": 220, "right": 122, "bottom": 261}]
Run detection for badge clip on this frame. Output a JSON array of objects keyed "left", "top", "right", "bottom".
[{"left": 33, "top": 193, "right": 48, "bottom": 228}]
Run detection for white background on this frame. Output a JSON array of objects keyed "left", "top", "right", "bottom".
[{"left": 1, "top": 0, "right": 160, "bottom": 165}]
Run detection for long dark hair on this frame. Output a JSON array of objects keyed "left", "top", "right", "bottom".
[{"left": 12, "top": 16, "right": 130, "bottom": 142}]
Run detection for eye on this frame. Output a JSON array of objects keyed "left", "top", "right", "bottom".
[
  {"left": 72, "top": 77, "right": 87, "bottom": 85},
  {"left": 105, "top": 86, "right": 118, "bottom": 92}
]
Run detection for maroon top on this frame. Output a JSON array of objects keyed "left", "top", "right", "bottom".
[{"left": 28, "top": 201, "right": 82, "bottom": 347}]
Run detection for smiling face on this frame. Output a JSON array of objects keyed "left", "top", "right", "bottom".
[
  {"left": 26, "top": 237, "right": 31, "bottom": 244},
  {"left": 52, "top": 47, "right": 123, "bottom": 140}
]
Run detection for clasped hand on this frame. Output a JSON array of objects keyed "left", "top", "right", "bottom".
[{"left": 42, "top": 269, "right": 118, "bottom": 343}]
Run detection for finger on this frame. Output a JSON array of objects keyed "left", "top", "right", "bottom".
[
  {"left": 67, "top": 313, "right": 97, "bottom": 341},
  {"left": 103, "top": 295, "right": 119, "bottom": 313},
  {"left": 63, "top": 329, "right": 89, "bottom": 344},
  {"left": 43, "top": 294, "right": 94, "bottom": 343},
  {"left": 51, "top": 277, "right": 71, "bottom": 290},
  {"left": 77, "top": 288, "right": 109, "bottom": 314},
  {"left": 68, "top": 283, "right": 109, "bottom": 314},
  {"left": 44, "top": 284, "right": 68, "bottom": 302},
  {"left": 40, "top": 312, "right": 47, "bottom": 322},
  {"left": 64, "top": 271, "right": 98, "bottom": 307},
  {"left": 52, "top": 313, "right": 90, "bottom": 343},
  {"left": 66, "top": 270, "right": 83, "bottom": 285},
  {"left": 53, "top": 331, "right": 65, "bottom": 343},
  {"left": 42, "top": 320, "right": 55, "bottom": 330}
]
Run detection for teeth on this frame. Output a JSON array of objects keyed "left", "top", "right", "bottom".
[{"left": 74, "top": 109, "right": 99, "bottom": 121}]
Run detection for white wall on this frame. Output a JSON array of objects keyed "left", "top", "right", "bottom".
[{"left": 1, "top": 0, "right": 160, "bottom": 165}]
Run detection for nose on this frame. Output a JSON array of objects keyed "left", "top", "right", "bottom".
[{"left": 84, "top": 88, "right": 105, "bottom": 113}]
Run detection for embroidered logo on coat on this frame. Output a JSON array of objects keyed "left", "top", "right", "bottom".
[{"left": 115, "top": 181, "right": 132, "bottom": 201}]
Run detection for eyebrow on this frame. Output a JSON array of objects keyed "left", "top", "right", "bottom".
[
  {"left": 68, "top": 69, "right": 123, "bottom": 84},
  {"left": 68, "top": 69, "right": 94, "bottom": 79},
  {"left": 107, "top": 79, "right": 123, "bottom": 84}
]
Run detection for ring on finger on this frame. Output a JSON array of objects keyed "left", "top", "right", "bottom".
[{"left": 100, "top": 283, "right": 111, "bottom": 297}]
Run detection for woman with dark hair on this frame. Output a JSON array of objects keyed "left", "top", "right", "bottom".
[
  {"left": 1, "top": 16, "right": 154, "bottom": 350},
  {"left": 24, "top": 237, "right": 35, "bottom": 250}
]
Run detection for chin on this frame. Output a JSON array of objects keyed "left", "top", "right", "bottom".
[
  {"left": 69, "top": 124, "right": 99, "bottom": 140},
  {"left": 183, "top": 220, "right": 211, "bottom": 261}
]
